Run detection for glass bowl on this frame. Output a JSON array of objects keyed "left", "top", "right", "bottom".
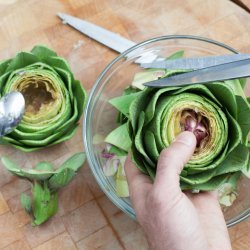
[{"left": 83, "top": 35, "right": 250, "bottom": 227}]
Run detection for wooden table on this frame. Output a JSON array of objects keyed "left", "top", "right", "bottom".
[{"left": 0, "top": 0, "right": 249, "bottom": 249}]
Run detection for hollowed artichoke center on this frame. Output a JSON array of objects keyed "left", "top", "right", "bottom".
[
  {"left": 21, "top": 82, "right": 54, "bottom": 114},
  {"left": 180, "top": 109, "right": 209, "bottom": 149}
]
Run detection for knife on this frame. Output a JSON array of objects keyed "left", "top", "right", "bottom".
[
  {"left": 144, "top": 58, "right": 250, "bottom": 87},
  {"left": 57, "top": 13, "right": 249, "bottom": 69}
]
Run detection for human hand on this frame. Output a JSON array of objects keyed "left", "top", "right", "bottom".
[{"left": 125, "top": 131, "right": 231, "bottom": 250}]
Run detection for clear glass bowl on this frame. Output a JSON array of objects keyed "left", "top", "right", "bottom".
[{"left": 83, "top": 35, "right": 250, "bottom": 227}]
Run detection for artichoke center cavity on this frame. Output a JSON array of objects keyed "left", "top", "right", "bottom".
[
  {"left": 180, "top": 109, "right": 209, "bottom": 148},
  {"left": 20, "top": 82, "right": 54, "bottom": 114}
]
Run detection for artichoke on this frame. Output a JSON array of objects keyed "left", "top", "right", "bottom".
[
  {"left": 0, "top": 46, "right": 86, "bottom": 152},
  {"left": 106, "top": 52, "right": 250, "bottom": 192}
]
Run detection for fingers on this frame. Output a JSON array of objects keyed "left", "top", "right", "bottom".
[
  {"left": 154, "top": 131, "right": 197, "bottom": 195},
  {"left": 125, "top": 153, "right": 152, "bottom": 206}
]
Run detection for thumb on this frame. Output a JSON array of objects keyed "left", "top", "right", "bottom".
[{"left": 154, "top": 131, "right": 197, "bottom": 195}]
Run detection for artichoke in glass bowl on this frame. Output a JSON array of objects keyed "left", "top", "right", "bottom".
[
  {"left": 0, "top": 45, "right": 86, "bottom": 152},
  {"left": 105, "top": 52, "right": 250, "bottom": 197}
]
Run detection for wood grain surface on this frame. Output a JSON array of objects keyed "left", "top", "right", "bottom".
[{"left": 0, "top": 0, "right": 249, "bottom": 249}]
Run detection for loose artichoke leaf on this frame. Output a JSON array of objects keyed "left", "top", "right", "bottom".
[
  {"left": 239, "top": 78, "right": 247, "bottom": 89},
  {"left": 20, "top": 193, "right": 32, "bottom": 215},
  {"left": 49, "top": 168, "right": 76, "bottom": 190},
  {"left": 20, "top": 169, "right": 54, "bottom": 181},
  {"left": 215, "top": 144, "right": 249, "bottom": 175},
  {"left": 144, "top": 130, "right": 159, "bottom": 162},
  {"left": 166, "top": 50, "right": 184, "bottom": 60},
  {"left": 206, "top": 81, "right": 237, "bottom": 119},
  {"left": 5, "top": 52, "right": 39, "bottom": 73},
  {"left": 109, "top": 92, "right": 141, "bottom": 117},
  {"left": 109, "top": 145, "right": 127, "bottom": 156},
  {"left": 31, "top": 45, "right": 57, "bottom": 61},
  {"left": 105, "top": 123, "right": 132, "bottom": 152},
  {"left": 134, "top": 112, "right": 155, "bottom": 167},
  {"left": 116, "top": 163, "right": 129, "bottom": 197},
  {"left": 35, "top": 162, "right": 54, "bottom": 171},
  {"left": 131, "top": 69, "right": 166, "bottom": 90},
  {"left": 0, "top": 156, "right": 23, "bottom": 177},
  {"left": 57, "top": 152, "right": 86, "bottom": 172},
  {"left": 218, "top": 172, "right": 240, "bottom": 207},
  {"left": 32, "top": 182, "right": 58, "bottom": 226}
]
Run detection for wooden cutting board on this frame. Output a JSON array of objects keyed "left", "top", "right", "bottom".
[{"left": 0, "top": 0, "right": 249, "bottom": 249}]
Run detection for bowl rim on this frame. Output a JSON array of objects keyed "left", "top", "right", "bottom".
[{"left": 83, "top": 34, "right": 249, "bottom": 227}]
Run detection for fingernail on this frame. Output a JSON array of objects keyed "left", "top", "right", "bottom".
[{"left": 175, "top": 131, "right": 196, "bottom": 146}]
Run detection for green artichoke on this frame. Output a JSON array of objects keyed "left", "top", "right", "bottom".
[
  {"left": 106, "top": 52, "right": 250, "bottom": 192},
  {"left": 0, "top": 45, "right": 86, "bottom": 152}
]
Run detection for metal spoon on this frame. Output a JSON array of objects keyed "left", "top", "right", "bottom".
[{"left": 0, "top": 92, "right": 25, "bottom": 137}]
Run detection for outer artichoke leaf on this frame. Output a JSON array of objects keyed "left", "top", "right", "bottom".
[
  {"left": 144, "top": 130, "right": 159, "bottom": 162},
  {"left": 57, "top": 152, "right": 86, "bottom": 172},
  {"left": 180, "top": 168, "right": 216, "bottom": 185},
  {"left": 19, "top": 123, "right": 79, "bottom": 146},
  {"left": 131, "top": 143, "right": 148, "bottom": 174},
  {"left": 215, "top": 144, "right": 249, "bottom": 175},
  {"left": 134, "top": 112, "right": 155, "bottom": 167},
  {"left": 206, "top": 81, "right": 237, "bottom": 118},
  {"left": 105, "top": 123, "right": 132, "bottom": 152},
  {"left": 144, "top": 87, "right": 179, "bottom": 125},
  {"left": 129, "top": 88, "right": 155, "bottom": 132},
  {"left": 166, "top": 50, "right": 184, "bottom": 60},
  {"left": 0, "top": 72, "right": 11, "bottom": 94},
  {"left": 72, "top": 80, "right": 87, "bottom": 120},
  {"left": 43, "top": 56, "right": 72, "bottom": 75},
  {"left": 1, "top": 136, "right": 24, "bottom": 146},
  {"left": 54, "top": 67, "right": 73, "bottom": 101},
  {"left": 147, "top": 95, "right": 172, "bottom": 151},
  {"left": 181, "top": 174, "right": 228, "bottom": 191},
  {"left": 242, "top": 147, "right": 250, "bottom": 178},
  {"left": 31, "top": 45, "right": 57, "bottom": 60},
  {"left": 51, "top": 125, "right": 78, "bottom": 146},
  {"left": 225, "top": 110, "right": 242, "bottom": 154},
  {"left": 109, "top": 92, "right": 141, "bottom": 117},
  {"left": 235, "top": 95, "right": 250, "bottom": 144},
  {"left": 0, "top": 59, "right": 11, "bottom": 75},
  {"left": 173, "top": 84, "right": 221, "bottom": 107},
  {"left": 239, "top": 78, "right": 247, "bottom": 89},
  {"left": 143, "top": 159, "right": 156, "bottom": 180},
  {"left": 5, "top": 52, "right": 39, "bottom": 72}
]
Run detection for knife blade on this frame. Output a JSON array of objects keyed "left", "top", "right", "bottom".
[
  {"left": 57, "top": 13, "right": 135, "bottom": 53},
  {"left": 144, "top": 58, "right": 250, "bottom": 88},
  {"left": 57, "top": 13, "right": 249, "bottom": 69}
]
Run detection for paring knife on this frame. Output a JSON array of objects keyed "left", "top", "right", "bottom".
[
  {"left": 144, "top": 58, "right": 250, "bottom": 88},
  {"left": 57, "top": 13, "right": 249, "bottom": 69}
]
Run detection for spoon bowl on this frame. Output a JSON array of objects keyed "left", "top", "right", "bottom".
[{"left": 0, "top": 92, "right": 25, "bottom": 136}]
